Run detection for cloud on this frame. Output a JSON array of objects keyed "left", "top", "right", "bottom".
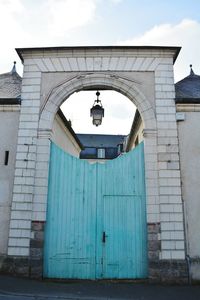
[
  {"left": 110, "top": 0, "right": 123, "bottom": 3},
  {"left": 0, "top": 1, "right": 27, "bottom": 40},
  {"left": 46, "top": 0, "right": 97, "bottom": 36},
  {"left": 0, "top": 0, "right": 99, "bottom": 73},
  {"left": 119, "top": 19, "right": 200, "bottom": 81},
  {"left": 0, "top": 0, "right": 30, "bottom": 73}
]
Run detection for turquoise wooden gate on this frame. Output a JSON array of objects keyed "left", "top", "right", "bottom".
[{"left": 44, "top": 141, "right": 148, "bottom": 279}]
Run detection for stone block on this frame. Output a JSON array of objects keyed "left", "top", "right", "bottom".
[
  {"left": 23, "top": 71, "right": 41, "bottom": 78},
  {"left": 147, "top": 223, "right": 160, "bottom": 234},
  {"left": 43, "top": 58, "right": 56, "bottom": 71},
  {"left": 68, "top": 57, "right": 79, "bottom": 71},
  {"left": 148, "top": 240, "right": 161, "bottom": 251},
  {"left": 175, "top": 241, "right": 185, "bottom": 250},
  {"left": 51, "top": 58, "right": 64, "bottom": 71},
  {"left": 167, "top": 161, "right": 180, "bottom": 170},
  {"left": 32, "top": 211, "right": 46, "bottom": 221},
  {"left": 8, "top": 246, "right": 29, "bottom": 256},
  {"left": 31, "top": 221, "right": 45, "bottom": 232},
  {"left": 59, "top": 57, "right": 71, "bottom": 71},
  {"left": 76, "top": 57, "right": 86, "bottom": 70},
  {"left": 30, "top": 239, "right": 43, "bottom": 248},
  {"left": 21, "top": 85, "right": 40, "bottom": 93},
  {"left": 22, "top": 78, "right": 41, "bottom": 86},
  {"left": 124, "top": 57, "right": 136, "bottom": 70},
  {"left": 30, "top": 248, "right": 43, "bottom": 259},
  {"left": 34, "top": 231, "right": 44, "bottom": 241}
]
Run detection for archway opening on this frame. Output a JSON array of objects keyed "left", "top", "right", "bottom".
[{"left": 51, "top": 89, "right": 143, "bottom": 161}]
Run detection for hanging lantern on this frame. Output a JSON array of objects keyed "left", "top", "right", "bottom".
[{"left": 90, "top": 91, "right": 104, "bottom": 126}]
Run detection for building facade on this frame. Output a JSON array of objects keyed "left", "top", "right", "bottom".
[
  {"left": 78, "top": 134, "right": 125, "bottom": 160},
  {"left": 0, "top": 46, "right": 199, "bottom": 282}
]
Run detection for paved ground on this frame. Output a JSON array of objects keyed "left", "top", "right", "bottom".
[{"left": 0, "top": 275, "right": 200, "bottom": 300}]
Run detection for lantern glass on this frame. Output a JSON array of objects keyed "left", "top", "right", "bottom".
[
  {"left": 90, "top": 104, "right": 104, "bottom": 127},
  {"left": 90, "top": 91, "right": 104, "bottom": 126}
]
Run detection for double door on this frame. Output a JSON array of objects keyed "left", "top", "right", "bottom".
[{"left": 44, "top": 142, "right": 147, "bottom": 279}]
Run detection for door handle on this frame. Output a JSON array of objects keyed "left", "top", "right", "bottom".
[{"left": 102, "top": 231, "right": 106, "bottom": 243}]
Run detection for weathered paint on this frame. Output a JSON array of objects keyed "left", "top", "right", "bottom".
[{"left": 44, "top": 141, "right": 147, "bottom": 279}]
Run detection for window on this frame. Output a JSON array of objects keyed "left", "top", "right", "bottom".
[
  {"left": 97, "top": 148, "right": 105, "bottom": 159},
  {"left": 80, "top": 147, "right": 97, "bottom": 159},
  {"left": 105, "top": 148, "right": 118, "bottom": 159},
  {"left": 4, "top": 151, "right": 9, "bottom": 165}
]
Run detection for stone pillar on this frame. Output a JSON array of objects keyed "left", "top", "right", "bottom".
[
  {"left": 8, "top": 65, "right": 42, "bottom": 260},
  {"left": 153, "top": 59, "right": 187, "bottom": 282}
]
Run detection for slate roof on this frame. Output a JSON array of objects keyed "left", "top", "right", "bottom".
[
  {"left": 77, "top": 134, "right": 126, "bottom": 148},
  {"left": 175, "top": 66, "right": 200, "bottom": 103},
  {"left": 0, "top": 62, "right": 22, "bottom": 104}
]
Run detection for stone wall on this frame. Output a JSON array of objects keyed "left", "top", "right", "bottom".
[
  {"left": 177, "top": 104, "right": 200, "bottom": 281},
  {"left": 0, "top": 105, "right": 20, "bottom": 255}
]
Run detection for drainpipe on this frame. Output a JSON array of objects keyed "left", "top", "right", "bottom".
[
  {"left": 181, "top": 195, "right": 192, "bottom": 285},
  {"left": 186, "top": 255, "right": 191, "bottom": 285}
]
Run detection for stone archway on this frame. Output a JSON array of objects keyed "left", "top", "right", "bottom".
[
  {"left": 6, "top": 46, "right": 186, "bottom": 281},
  {"left": 33, "top": 73, "right": 159, "bottom": 279},
  {"left": 39, "top": 72, "right": 156, "bottom": 131}
]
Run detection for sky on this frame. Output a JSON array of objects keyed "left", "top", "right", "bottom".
[
  {"left": 61, "top": 90, "right": 136, "bottom": 134},
  {"left": 0, "top": 0, "right": 200, "bottom": 134}
]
